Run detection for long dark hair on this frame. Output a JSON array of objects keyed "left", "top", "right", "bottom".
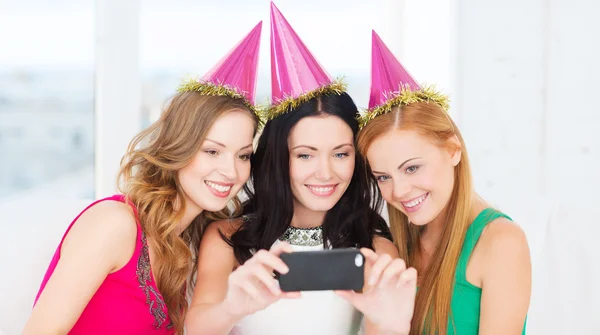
[{"left": 225, "top": 92, "right": 391, "bottom": 264}]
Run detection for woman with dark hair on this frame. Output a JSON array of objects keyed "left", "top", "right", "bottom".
[
  {"left": 185, "top": 4, "right": 411, "bottom": 335},
  {"left": 234, "top": 89, "right": 389, "bottom": 263}
]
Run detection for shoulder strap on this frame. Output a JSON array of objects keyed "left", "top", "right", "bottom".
[{"left": 455, "top": 208, "right": 512, "bottom": 281}]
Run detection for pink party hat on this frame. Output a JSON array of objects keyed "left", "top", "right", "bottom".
[
  {"left": 359, "top": 30, "right": 448, "bottom": 128},
  {"left": 368, "top": 30, "right": 420, "bottom": 110},
  {"left": 266, "top": 2, "right": 346, "bottom": 120},
  {"left": 178, "top": 21, "right": 262, "bottom": 108}
]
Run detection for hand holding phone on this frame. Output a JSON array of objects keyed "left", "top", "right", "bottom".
[
  {"left": 222, "top": 242, "right": 300, "bottom": 318},
  {"left": 335, "top": 248, "right": 417, "bottom": 335}
]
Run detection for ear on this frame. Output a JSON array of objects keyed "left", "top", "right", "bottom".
[{"left": 447, "top": 135, "right": 462, "bottom": 167}]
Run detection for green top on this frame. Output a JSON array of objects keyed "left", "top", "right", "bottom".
[{"left": 445, "top": 208, "right": 527, "bottom": 335}]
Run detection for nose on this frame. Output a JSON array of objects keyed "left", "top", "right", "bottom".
[
  {"left": 392, "top": 177, "right": 412, "bottom": 201},
  {"left": 217, "top": 154, "right": 237, "bottom": 181},
  {"left": 314, "top": 156, "right": 333, "bottom": 181}
]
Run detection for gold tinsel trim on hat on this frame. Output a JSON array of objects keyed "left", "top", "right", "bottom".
[
  {"left": 263, "top": 78, "right": 348, "bottom": 121},
  {"left": 177, "top": 78, "right": 265, "bottom": 129},
  {"left": 358, "top": 84, "right": 450, "bottom": 129}
]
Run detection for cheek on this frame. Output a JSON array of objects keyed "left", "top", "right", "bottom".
[
  {"left": 417, "top": 173, "right": 436, "bottom": 192},
  {"left": 442, "top": 166, "right": 456, "bottom": 192},
  {"left": 378, "top": 183, "right": 395, "bottom": 202},
  {"left": 180, "top": 156, "right": 205, "bottom": 181},
  {"left": 289, "top": 160, "right": 313, "bottom": 183},
  {"left": 421, "top": 165, "right": 453, "bottom": 194}
]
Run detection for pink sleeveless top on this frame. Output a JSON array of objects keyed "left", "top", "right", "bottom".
[{"left": 34, "top": 195, "right": 174, "bottom": 334}]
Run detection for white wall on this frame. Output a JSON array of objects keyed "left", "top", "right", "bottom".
[{"left": 453, "top": 0, "right": 599, "bottom": 333}]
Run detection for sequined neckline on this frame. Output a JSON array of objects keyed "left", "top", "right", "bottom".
[{"left": 279, "top": 225, "right": 323, "bottom": 246}]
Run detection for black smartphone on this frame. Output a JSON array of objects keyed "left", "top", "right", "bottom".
[{"left": 277, "top": 249, "right": 364, "bottom": 292}]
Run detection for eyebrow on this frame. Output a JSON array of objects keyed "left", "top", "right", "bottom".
[
  {"left": 371, "top": 157, "right": 422, "bottom": 174},
  {"left": 205, "top": 139, "right": 225, "bottom": 147},
  {"left": 205, "top": 139, "right": 252, "bottom": 150},
  {"left": 291, "top": 143, "right": 354, "bottom": 151}
]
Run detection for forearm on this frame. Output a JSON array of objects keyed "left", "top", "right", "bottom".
[
  {"left": 185, "top": 302, "right": 243, "bottom": 335},
  {"left": 22, "top": 312, "right": 74, "bottom": 335},
  {"left": 22, "top": 322, "right": 68, "bottom": 335}
]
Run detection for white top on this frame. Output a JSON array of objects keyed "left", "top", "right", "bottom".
[{"left": 231, "top": 226, "right": 363, "bottom": 335}]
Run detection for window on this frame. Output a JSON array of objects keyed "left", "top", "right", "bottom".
[{"left": 0, "top": 0, "right": 95, "bottom": 199}]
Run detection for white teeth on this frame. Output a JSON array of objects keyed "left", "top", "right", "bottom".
[
  {"left": 206, "top": 181, "right": 231, "bottom": 193},
  {"left": 404, "top": 194, "right": 427, "bottom": 208},
  {"left": 308, "top": 186, "right": 334, "bottom": 193}
]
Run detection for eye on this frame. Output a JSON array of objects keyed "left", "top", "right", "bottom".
[
  {"left": 297, "top": 154, "right": 311, "bottom": 160},
  {"left": 334, "top": 152, "right": 350, "bottom": 159},
  {"left": 375, "top": 175, "right": 390, "bottom": 182},
  {"left": 204, "top": 149, "right": 219, "bottom": 156},
  {"left": 239, "top": 153, "right": 252, "bottom": 161},
  {"left": 406, "top": 165, "right": 420, "bottom": 174}
]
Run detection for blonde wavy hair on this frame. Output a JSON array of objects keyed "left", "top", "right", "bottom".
[
  {"left": 117, "top": 92, "right": 259, "bottom": 334},
  {"left": 357, "top": 102, "right": 473, "bottom": 335}
]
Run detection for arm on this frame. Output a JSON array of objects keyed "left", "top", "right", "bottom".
[
  {"left": 185, "top": 220, "right": 240, "bottom": 335},
  {"left": 22, "top": 201, "right": 138, "bottom": 335},
  {"left": 479, "top": 219, "right": 531, "bottom": 335},
  {"left": 373, "top": 235, "right": 400, "bottom": 257},
  {"left": 336, "top": 245, "right": 415, "bottom": 335},
  {"left": 185, "top": 220, "right": 297, "bottom": 335},
  {"left": 363, "top": 237, "right": 407, "bottom": 335}
]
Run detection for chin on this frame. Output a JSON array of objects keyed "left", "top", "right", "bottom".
[
  {"left": 406, "top": 211, "right": 437, "bottom": 226},
  {"left": 407, "top": 217, "right": 428, "bottom": 226},
  {"left": 203, "top": 199, "right": 232, "bottom": 212},
  {"left": 309, "top": 205, "right": 335, "bottom": 212},
  {"left": 304, "top": 200, "right": 338, "bottom": 212},
  {"left": 188, "top": 196, "right": 226, "bottom": 213}
]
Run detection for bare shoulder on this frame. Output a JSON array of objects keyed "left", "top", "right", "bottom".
[
  {"left": 202, "top": 217, "right": 244, "bottom": 247},
  {"left": 52, "top": 201, "right": 137, "bottom": 278},
  {"left": 71, "top": 200, "right": 137, "bottom": 240},
  {"left": 372, "top": 235, "right": 399, "bottom": 258},
  {"left": 479, "top": 217, "right": 530, "bottom": 267},
  {"left": 481, "top": 217, "right": 528, "bottom": 249},
  {"left": 62, "top": 200, "right": 138, "bottom": 264}
]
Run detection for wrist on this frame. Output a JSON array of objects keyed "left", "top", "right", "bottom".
[{"left": 218, "top": 299, "right": 245, "bottom": 323}]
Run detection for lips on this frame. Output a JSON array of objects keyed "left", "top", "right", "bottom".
[
  {"left": 205, "top": 180, "right": 233, "bottom": 198},
  {"left": 400, "top": 192, "right": 429, "bottom": 213},
  {"left": 305, "top": 184, "right": 337, "bottom": 197}
]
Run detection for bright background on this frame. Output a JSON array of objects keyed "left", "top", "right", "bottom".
[{"left": 0, "top": 0, "right": 598, "bottom": 333}]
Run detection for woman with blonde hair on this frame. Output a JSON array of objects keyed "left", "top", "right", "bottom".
[
  {"left": 22, "top": 22, "right": 264, "bottom": 335},
  {"left": 349, "top": 31, "right": 532, "bottom": 335}
]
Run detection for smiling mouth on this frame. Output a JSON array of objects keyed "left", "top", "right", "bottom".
[
  {"left": 400, "top": 192, "right": 429, "bottom": 212},
  {"left": 205, "top": 181, "right": 233, "bottom": 198},
  {"left": 305, "top": 184, "right": 338, "bottom": 197}
]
